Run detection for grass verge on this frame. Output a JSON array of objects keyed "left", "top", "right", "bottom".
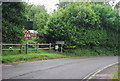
[
  {"left": 2, "top": 50, "right": 72, "bottom": 64},
  {"left": 2, "top": 46, "right": 118, "bottom": 64},
  {"left": 113, "top": 66, "right": 120, "bottom": 81}
]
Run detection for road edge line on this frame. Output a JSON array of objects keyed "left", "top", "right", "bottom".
[{"left": 82, "top": 62, "right": 119, "bottom": 81}]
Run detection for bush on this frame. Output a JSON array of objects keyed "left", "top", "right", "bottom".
[{"left": 42, "top": 3, "right": 118, "bottom": 48}]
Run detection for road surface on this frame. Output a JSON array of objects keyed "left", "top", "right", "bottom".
[{"left": 2, "top": 56, "right": 118, "bottom": 79}]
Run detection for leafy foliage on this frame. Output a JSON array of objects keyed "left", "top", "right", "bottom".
[
  {"left": 41, "top": 3, "right": 119, "bottom": 49},
  {"left": 25, "top": 4, "right": 49, "bottom": 30},
  {"left": 2, "top": 2, "right": 27, "bottom": 43},
  {"left": 90, "top": 4, "right": 119, "bottom": 47},
  {"left": 56, "top": 2, "right": 69, "bottom": 9}
]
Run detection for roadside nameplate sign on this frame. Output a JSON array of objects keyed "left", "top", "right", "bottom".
[
  {"left": 24, "top": 30, "right": 32, "bottom": 38},
  {"left": 56, "top": 41, "right": 64, "bottom": 44}
]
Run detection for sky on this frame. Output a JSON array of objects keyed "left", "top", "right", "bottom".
[
  {"left": 24, "top": 0, "right": 59, "bottom": 13},
  {"left": 109, "top": 0, "right": 120, "bottom": 9},
  {"left": 24, "top": 0, "right": 120, "bottom": 13}
]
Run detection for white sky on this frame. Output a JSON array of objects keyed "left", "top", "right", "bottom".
[
  {"left": 23, "top": 0, "right": 120, "bottom": 13},
  {"left": 109, "top": 0, "right": 120, "bottom": 9},
  {"left": 23, "top": 0, "right": 59, "bottom": 14}
]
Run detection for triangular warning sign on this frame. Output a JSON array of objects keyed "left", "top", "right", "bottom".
[{"left": 24, "top": 30, "right": 32, "bottom": 38}]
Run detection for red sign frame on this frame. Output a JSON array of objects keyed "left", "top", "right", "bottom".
[{"left": 24, "top": 30, "right": 32, "bottom": 38}]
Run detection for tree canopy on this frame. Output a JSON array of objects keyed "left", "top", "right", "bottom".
[
  {"left": 2, "top": 2, "right": 27, "bottom": 43},
  {"left": 41, "top": 3, "right": 119, "bottom": 48},
  {"left": 25, "top": 4, "right": 49, "bottom": 30},
  {"left": 2, "top": 2, "right": 49, "bottom": 43},
  {"left": 2, "top": 2, "right": 119, "bottom": 50}
]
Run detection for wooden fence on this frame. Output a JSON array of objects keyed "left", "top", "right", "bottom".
[{"left": 0, "top": 43, "right": 53, "bottom": 51}]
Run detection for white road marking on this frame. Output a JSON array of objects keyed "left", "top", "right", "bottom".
[{"left": 82, "top": 62, "right": 119, "bottom": 81}]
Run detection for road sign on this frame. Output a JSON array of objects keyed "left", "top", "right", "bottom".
[
  {"left": 55, "top": 41, "right": 64, "bottom": 53},
  {"left": 24, "top": 30, "right": 32, "bottom": 38},
  {"left": 24, "top": 21, "right": 33, "bottom": 30},
  {"left": 56, "top": 41, "right": 64, "bottom": 44}
]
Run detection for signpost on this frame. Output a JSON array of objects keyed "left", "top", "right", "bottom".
[
  {"left": 56, "top": 41, "right": 64, "bottom": 44},
  {"left": 56, "top": 41, "right": 64, "bottom": 53},
  {"left": 24, "top": 30, "right": 32, "bottom": 54}
]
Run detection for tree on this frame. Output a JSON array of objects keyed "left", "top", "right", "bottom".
[
  {"left": 25, "top": 4, "right": 49, "bottom": 30},
  {"left": 2, "top": 2, "right": 27, "bottom": 43},
  {"left": 56, "top": 2, "right": 69, "bottom": 9},
  {"left": 91, "top": 3, "right": 119, "bottom": 47},
  {"left": 42, "top": 3, "right": 107, "bottom": 47},
  {"left": 41, "top": 2, "right": 119, "bottom": 48}
]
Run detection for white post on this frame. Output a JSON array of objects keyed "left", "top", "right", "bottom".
[{"left": 55, "top": 44, "right": 59, "bottom": 52}]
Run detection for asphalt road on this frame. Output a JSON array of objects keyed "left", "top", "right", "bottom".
[{"left": 2, "top": 56, "right": 118, "bottom": 79}]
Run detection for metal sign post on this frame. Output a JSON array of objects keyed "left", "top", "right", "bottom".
[
  {"left": 61, "top": 44, "right": 63, "bottom": 53},
  {"left": 26, "top": 38, "right": 28, "bottom": 54}
]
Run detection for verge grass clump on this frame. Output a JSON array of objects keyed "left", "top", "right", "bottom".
[{"left": 113, "top": 66, "right": 120, "bottom": 81}]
